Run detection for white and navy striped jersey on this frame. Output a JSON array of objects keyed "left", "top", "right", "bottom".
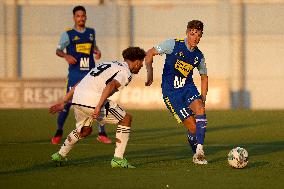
[{"left": 72, "top": 61, "right": 132, "bottom": 108}]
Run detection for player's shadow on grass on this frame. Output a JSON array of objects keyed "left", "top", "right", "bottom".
[
  {"left": 206, "top": 140, "right": 284, "bottom": 168},
  {"left": 127, "top": 140, "right": 284, "bottom": 168},
  {"left": 246, "top": 161, "right": 269, "bottom": 169},
  {"left": 208, "top": 121, "right": 270, "bottom": 133},
  {"left": 0, "top": 153, "right": 113, "bottom": 175},
  {"left": 129, "top": 121, "right": 269, "bottom": 142},
  {"left": 131, "top": 127, "right": 184, "bottom": 142},
  {"left": 246, "top": 140, "right": 284, "bottom": 156},
  {"left": 127, "top": 145, "right": 195, "bottom": 166}
]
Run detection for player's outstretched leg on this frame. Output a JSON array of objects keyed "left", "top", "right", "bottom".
[
  {"left": 51, "top": 152, "right": 68, "bottom": 167},
  {"left": 111, "top": 157, "right": 135, "bottom": 168},
  {"left": 97, "top": 124, "right": 112, "bottom": 144},
  {"left": 51, "top": 129, "right": 81, "bottom": 166}
]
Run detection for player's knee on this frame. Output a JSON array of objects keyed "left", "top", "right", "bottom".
[
  {"left": 80, "top": 126, "right": 92, "bottom": 138},
  {"left": 195, "top": 106, "right": 205, "bottom": 115},
  {"left": 193, "top": 102, "right": 205, "bottom": 115},
  {"left": 119, "top": 113, "right": 132, "bottom": 126},
  {"left": 183, "top": 116, "right": 196, "bottom": 134},
  {"left": 190, "top": 99, "right": 205, "bottom": 115}
]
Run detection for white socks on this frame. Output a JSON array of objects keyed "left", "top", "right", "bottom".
[
  {"left": 114, "top": 125, "right": 131, "bottom": 159},
  {"left": 58, "top": 125, "right": 131, "bottom": 159},
  {"left": 59, "top": 129, "right": 81, "bottom": 157}
]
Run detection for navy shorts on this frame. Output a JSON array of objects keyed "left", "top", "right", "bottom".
[{"left": 162, "top": 85, "right": 201, "bottom": 123}]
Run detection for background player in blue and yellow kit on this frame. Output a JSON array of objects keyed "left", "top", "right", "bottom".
[
  {"left": 145, "top": 20, "right": 208, "bottom": 165},
  {"left": 51, "top": 6, "right": 112, "bottom": 144}
]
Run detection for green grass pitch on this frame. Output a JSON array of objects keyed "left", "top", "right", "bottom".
[{"left": 0, "top": 109, "right": 284, "bottom": 189}]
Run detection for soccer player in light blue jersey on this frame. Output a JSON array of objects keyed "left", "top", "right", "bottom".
[
  {"left": 51, "top": 6, "right": 112, "bottom": 144},
  {"left": 145, "top": 20, "right": 208, "bottom": 165}
]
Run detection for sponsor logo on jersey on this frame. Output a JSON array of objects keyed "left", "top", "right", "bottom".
[
  {"left": 80, "top": 57, "right": 90, "bottom": 70},
  {"left": 76, "top": 43, "right": 92, "bottom": 55},
  {"left": 156, "top": 45, "right": 162, "bottom": 53},
  {"left": 174, "top": 76, "right": 186, "bottom": 89},
  {"left": 174, "top": 59, "right": 193, "bottom": 77},
  {"left": 128, "top": 76, "right": 132, "bottom": 83},
  {"left": 72, "top": 36, "right": 80, "bottom": 41},
  {"left": 89, "top": 34, "right": 94, "bottom": 41},
  {"left": 178, "top": 52, "right": 185, "bottom": 58},
  {"left": 194, "top": 56, "right": 199, "bottom": 65},
  {"left": 125, "top": 76, "right": 132, "bottom": 86}
]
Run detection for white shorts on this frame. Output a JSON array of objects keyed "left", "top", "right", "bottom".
[{"left": 72, "top": 100, "right": 126, "bottom": 132}]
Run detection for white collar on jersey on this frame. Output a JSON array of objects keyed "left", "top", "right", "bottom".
[{"left": 121, "top": 61, "right": 129, "bottom": 69}]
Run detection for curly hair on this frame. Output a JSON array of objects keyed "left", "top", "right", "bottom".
[{"left": 122, "top": 47, "right": 146, "bottom": 61}]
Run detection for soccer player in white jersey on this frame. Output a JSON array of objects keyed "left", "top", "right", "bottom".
[{"left": 49, "top": 47, "right": 146, "bottom": 168}]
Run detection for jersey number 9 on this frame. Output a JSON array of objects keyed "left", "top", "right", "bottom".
[{"left": 90, "top": 64, "right": 111, "bottom": 77}]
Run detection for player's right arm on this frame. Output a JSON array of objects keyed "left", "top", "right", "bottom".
[
  {"left": 145, "top": 48, "right": 159, "bottom": 86},
  {"left": 145, "top": 39, "right": 175, "bottom": 86},
  {"left": 49, "top": 83, "right": 78, "bottom": 114},
  {"left": 92, "top": 79, "right": 121, "bottom": 119},
  {"left": 56, "top": 31, "right": 77, "bottom": 65}
]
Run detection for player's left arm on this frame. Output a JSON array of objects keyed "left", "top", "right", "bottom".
[
  {"left": 198, "top": 57, "right": 208, "bottom": 102},
  {"left": 200, "top": 74, "right": 208, "bottom": 102},
  {"left": 93, "top": 44, "right": 101, "bottom": 60},
  {"left": 145, "top": 48, "right": 159, "bottom": 86},
  {"left": 92, "top": 30, "right": 101, "bottom": 60},
  {"left": 92, "top": 79, "right": 121, "bottom": 119}
]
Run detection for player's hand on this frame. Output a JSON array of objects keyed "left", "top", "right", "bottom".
[
  {"left": 201, "top": 96, "right": 206, "bottom": 106},
  {"left": 92, "top": 106, "right": 101, "bottom": 119},
  {"left": 64, "top": 55, "right": 77, "bottom": 65},
  {"left": 202, "top": 95, "right": 206, "bottom": 103},
  {"left": 49, "top": 102, "right": 65, "bottom": 114},
  {"left": 145, "top": 79, "right": 153, "bottom": 86},
  {"left": 94, "top": 50, "right": 101, "bottom": 60}
]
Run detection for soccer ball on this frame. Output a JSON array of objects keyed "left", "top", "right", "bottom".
[{"left": 227, "top": 147, "right": 248, "bottom": 169}]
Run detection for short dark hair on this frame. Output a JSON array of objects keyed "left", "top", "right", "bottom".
[
  {"left": 122, "top": 47, "right": 146, "bottom": 61},
  {"left": 73, "top": 6, "right": 86, "bottom": 15},
  {"left": 187, "top": 20, "right": 204, "bottom": 32}
]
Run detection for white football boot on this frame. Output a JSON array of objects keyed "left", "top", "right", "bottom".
[{"left": 192, "top": 144, "right": 208, "bottom": 165}]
